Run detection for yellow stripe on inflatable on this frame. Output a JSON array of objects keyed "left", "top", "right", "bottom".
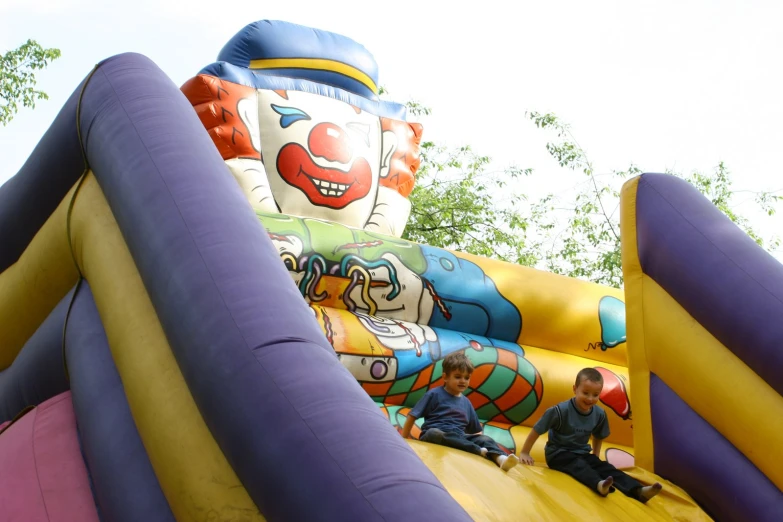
[
  {"left": 69, "top": 175, "right": 264, "bottom": 521},
  {"left": 248, "top": 58, "right": 379, "bottom": 94},
  {"left": 0, "top": 197, "right": 79, "bottom": 369},
  {"left": 619, "top": 176, "right": 655, "bottom": 470},
  {"left": 408, "top": 439, "right": 710, "bottom": 522},
  {"left": 642, "top": 275, "right": 783, "bottom": 491}
]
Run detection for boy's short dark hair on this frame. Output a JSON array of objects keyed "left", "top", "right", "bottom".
[
  {"left": 575, "top": 368, "right": 604, "bottom": 387},
  {"left": 442, "top": 351, "right": 474, "bottom": 376}
]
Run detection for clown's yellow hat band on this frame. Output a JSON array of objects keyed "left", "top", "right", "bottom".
[{"left": 249, "top": 58, "right": 378, "bottom": 95}]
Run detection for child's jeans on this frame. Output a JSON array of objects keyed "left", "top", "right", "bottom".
[
  {"left": 420, "top": 428, "right": 506, "bottom": 459},
  {"left": 547, "top": 451, "right": 647, "bottom": 502}
]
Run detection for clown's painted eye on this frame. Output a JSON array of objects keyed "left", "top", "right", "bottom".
[{"left": 271, "top": 105, "right": 311, "bottom": 128}]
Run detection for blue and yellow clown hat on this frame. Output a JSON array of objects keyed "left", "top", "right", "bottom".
[{"left": 217, "top": 20, "right": 380, "bottom": 99}]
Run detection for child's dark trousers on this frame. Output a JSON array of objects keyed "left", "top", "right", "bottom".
[
  {"left": 420, "top": 428, "right": 506, "bottom": 459},
  {"left": 547, "top": 451, "right": 647, "bottom": 502}
]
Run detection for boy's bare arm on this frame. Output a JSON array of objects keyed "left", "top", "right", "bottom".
[
  {"left": 400, "top": 414, "right": 417, "bottom": 439},
  {"left": 591, "top": 435, "right": 604, "bottom": 457},
  {"left": 518, "top": 429, "right": 539, "bottom": 465}
]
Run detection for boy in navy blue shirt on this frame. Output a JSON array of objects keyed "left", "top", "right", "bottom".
[
  {"left": 519, "top": 368, "right": 662, "bottom": 502},
  {"left": 401, "top": 351, "right": 519, "bottom": 471}
]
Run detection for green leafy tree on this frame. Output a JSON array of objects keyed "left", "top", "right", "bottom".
[
  {"left": 403, "top": 141, "right": 536, "bottom": 265},
  {"left": 526, "top": 111, "right": 782, "bottom": 287},
  {"left": 1, "top": 40, "right": 61, "bottom": 126}
]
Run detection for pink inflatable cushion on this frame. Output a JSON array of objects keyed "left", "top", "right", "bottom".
[{"left": 0, "top": 391, "right": 99, "bottom": 522}]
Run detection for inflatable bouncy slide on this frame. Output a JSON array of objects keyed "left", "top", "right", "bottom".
[{"left": 0, "top": 19, "right": 780, "bottom": 522}]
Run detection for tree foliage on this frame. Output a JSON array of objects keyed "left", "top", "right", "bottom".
[
  {"left": 1, "top": 40, "right": 61, "bottom": 126},
  {"left": 403, "top": 141, "right": 535, "bottom": 265},
  {"left": 526, "top": 111, "right": 782, "bottom": 287},
  {"left": 399, "top": 96, "right": 781, "bottom": 288}
]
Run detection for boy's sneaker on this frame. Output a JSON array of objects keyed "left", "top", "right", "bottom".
[{"left": 500, "top": 454, "right": 519, "bottom": 471}]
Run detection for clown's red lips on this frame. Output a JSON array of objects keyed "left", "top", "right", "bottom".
[{"left": 276, "top": 143, "right": 372, "bottom": 209}]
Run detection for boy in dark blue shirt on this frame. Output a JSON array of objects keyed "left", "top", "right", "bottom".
[
  {"left": 401, "top": 351, "right": 519, "bottom": 471},
  {"left": 519, "top": 368, "right": 662, "bottom": 502}
]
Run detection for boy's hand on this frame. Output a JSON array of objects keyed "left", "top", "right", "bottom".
[
  {"left": 400, "top": 414, "right": 417, "bottom": 439},
  {"left": 519, "top": 452, "right": 534, "bottom": 465}
]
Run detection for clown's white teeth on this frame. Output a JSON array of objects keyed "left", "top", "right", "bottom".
[
  {"left": 312, "top": 179, "right": 349, "bottom": 191},
  {"left": 319, "top": 187, "right": 344, "bottom": 197},
  {"left": 311, "top": 178, "right": 349, "bottom": 197}
]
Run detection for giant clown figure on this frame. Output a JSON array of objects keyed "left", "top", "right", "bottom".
[{"left": 182, "top": 20, "right": 423, "bottom": 237}]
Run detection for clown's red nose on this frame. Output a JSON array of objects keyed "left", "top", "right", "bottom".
[{"left": 309, "top": 123, "right": 352, "bottom": 164}]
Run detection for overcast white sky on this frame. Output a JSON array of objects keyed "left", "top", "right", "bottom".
[{"left": 1, "top": 0, "right": 781, "bottom": 260}]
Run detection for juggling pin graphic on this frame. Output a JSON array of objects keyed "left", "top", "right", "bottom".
[
  {"left": 595, "top": 367, "right": 631, "bottom": 420},
  {"left": 598, "top": 296, "right": 626, "bottom": 349}
]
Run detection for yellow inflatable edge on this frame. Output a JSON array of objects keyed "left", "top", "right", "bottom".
[
  {"left": 620, "top": 176, "right": 654, "bottom": 471},
  {"left": 0, "top": 193, "right": 79, "bottom": 369},
  {"left": 5, "top": 175, "right": 263, "bottom": 522}
]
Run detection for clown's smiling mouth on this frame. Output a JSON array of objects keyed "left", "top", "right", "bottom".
[
  {"left": 308, "top": 175, "right": 352, "bottom": 198},
  {"left": 277, "top": 142, "right": 372, "bottom": 209}
]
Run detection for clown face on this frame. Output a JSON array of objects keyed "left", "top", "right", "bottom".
[
  {"left": 183, "top": 75, "right": 423, "bottom": 236},
  {"left": 257, "top": 90, "right": 382, "bottom": 229}
]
